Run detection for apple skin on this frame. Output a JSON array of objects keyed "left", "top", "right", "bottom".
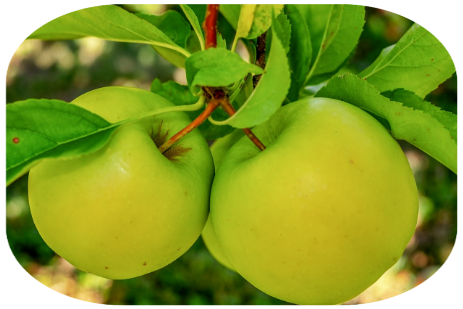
[
  {"left": 202, "top": 218, "right": 234, "bottom": 271},
  {"left": 210, "top": 97, "right": 418, "bottom": 305},
  {"left": 201, "top": 129, "right": 244, "bottom": 271},
  {"left": 28, "top": 86, "right": 214, "bottom": 280}
]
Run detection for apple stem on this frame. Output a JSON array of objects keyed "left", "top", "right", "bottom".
[
  {"left": 219, "top": 98, "right": 266, "bottom": 151},
  {"left": 158, "top": 4, "right": 265, "bottom": 154},
  {"left": 203, "top": 4, "right": 265, "bottom": 152},
  {"left": 204, "top": 4, "right": 219, "bottom": 49},
  {"left": 158, "top": 99, "right": 221, "bottom": 154}
]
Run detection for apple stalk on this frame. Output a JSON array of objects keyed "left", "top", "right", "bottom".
[
  {"left": 158, "top": 98, "right": 221, "bottom": 153},
  {"left": 218, "top": 98, "right": 266, "bottom": 151},
  {"left": 157, "top": 4, "right": 266, "bottom": 154}
]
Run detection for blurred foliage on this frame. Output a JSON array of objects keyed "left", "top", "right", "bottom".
[{"left": 5, "top": 5, "right": 457, "bottom": 305}]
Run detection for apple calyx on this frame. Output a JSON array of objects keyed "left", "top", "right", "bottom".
[{"left": 151, "top": 120, "right": 191, "bottom": 161}]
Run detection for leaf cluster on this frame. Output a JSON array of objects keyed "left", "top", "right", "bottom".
[{"left": 6, "top": 4, "right": 457, "bottom": 185}]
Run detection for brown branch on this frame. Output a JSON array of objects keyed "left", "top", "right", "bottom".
[
  {"left": 219, "top": 99, "right": 266, "bottom": 151},
  {"left": 203, "top": 4, "right": 219, "bottom": 49},
  {"left": 158, "top": 99, "right": 221, "bottom": 153},
  {"left": 253, "top": 32, "right": 267, "bottom": 87}
]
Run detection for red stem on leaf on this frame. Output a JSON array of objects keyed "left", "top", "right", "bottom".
[
  {"left": 219, "top": 99, "right": 266, "bottom": 151},
  {"left": 158, "top": 100, "right": 221, "bottom": 153},
  {"left": 204, "top": 4, "right": 219, "bottom": 49}
]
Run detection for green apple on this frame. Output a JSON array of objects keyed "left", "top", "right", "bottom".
[
  {"left": 201, "top": 129, "right": 244, "bottom": 271},
  {"left": 202, "top": 218, "right": 234, "bottom": 271},
  {"left": 210, "top": 97, "right": 418, "bottom": 305},
  {"left": 28, "top": 86, "right": 214, "bottom": 280}
]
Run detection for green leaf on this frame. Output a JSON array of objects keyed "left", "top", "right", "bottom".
[
  {"left": 180, "top": 4, "right": 206, "bottom": 51},
  {"left": 140, "top": 11, "right": 201, "bottom": 68},
  {"left": 382, "top": 89, "right": 463, "bottom": 149},
  {"left": 186, "top": 30, "right": 202, "bottom": 54},
  {"left": 185, "top": 48, "right": 263, "bottom": 94},
  {"left": 188, "top": 5, "right": 207, "bottom": 23},
  {"left": 232, "top": 74, "right": 254, "bottom": 107},
  {"left": 135, "top": 10, "right": 191, "bottom": 67},
  {"left": 179, "top": 5, "right": 225, "bottom": 51},
  {"left": 236, "top": 0, "right": 286, "bottom": 39},
  {"left": 217, "top": 33, "right": 227, "bottom": 49},
  {"left": 268, "top": 11, "right": 291, "bottom": 55},
  {"left": 296, "top": 5, "right": 332, "bottom": 66},
  {"left": 150, "top": 79, "right": 234, "bottom": 140},
  {"left": 285, "top": 4, "right": 312, "bottom": 102},
  {"left": 307, "top": 47, "right": 357, "bottom": 86},
  {"left": 358, "top": 23, "right": 456, "bottom": 98},
  {"left": 28, "top": 5, "right": 189, "bottom": 56},
  {"left": 302, "top": 5, "right": 365, "bottom": 85},
  {"left": 235, "top": 5, "right": 257, "bottom": 39},
  {"left": 6, "top": 99, "right": 118, "bottom": 185},
  {"left": 357, "top": 45, "right": 394, "bottom": 78},
  {"left": 150, "top": 78, "right": 198, "bottom": 105},
  {"left": 217, "top": 11, "right": 237, "bottom": 48},
  {"left": 219, "top": 4, "right": 241, "bottom": 30},
  {"left": 241, "top": 39, "right": 257, "bottom": 64},
  {"left": 7, "top": 130, "right": 117, "bottom": 187},
  {"left": 213, "top": 16, "right": 291, "bottom": 128},
  {"left": 7, "top": 89, "right": 207, "bottom": 185},
  {"left": 315, "top": 74, "right": 457, "bottom": 174},
  {"left": 153, "top": 46, "right": 188, "bottom": 68},
  {"left": 136, "top": 11, "right": 190, "bottom": 48}
]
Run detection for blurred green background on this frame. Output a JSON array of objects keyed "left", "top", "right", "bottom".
[{"left": 6, "top": 4, "right": 457, "bottom": 305}]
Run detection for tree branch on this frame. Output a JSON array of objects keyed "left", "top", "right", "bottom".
[{"left": 204, "top": 4, "right": 219, "bottom": 49}]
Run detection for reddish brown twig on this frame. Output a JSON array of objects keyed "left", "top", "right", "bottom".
[
  {"left": 204, "top": 4, "right": 219, "bottom": 49},
  {"left": 158, "top": 5, "right": 222, "bottom": 154},
  {"left": 219, "top": 98, "right": 266, "bottom": 151},
  {"left": 203, "top": 4, "right": 264, "bottom": 151},
  {"left": 158, "top": 4, "right": 265, "bottom": 154},
  {"left": 158, "top": 100, "right": 221, "bottom": 153}
]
